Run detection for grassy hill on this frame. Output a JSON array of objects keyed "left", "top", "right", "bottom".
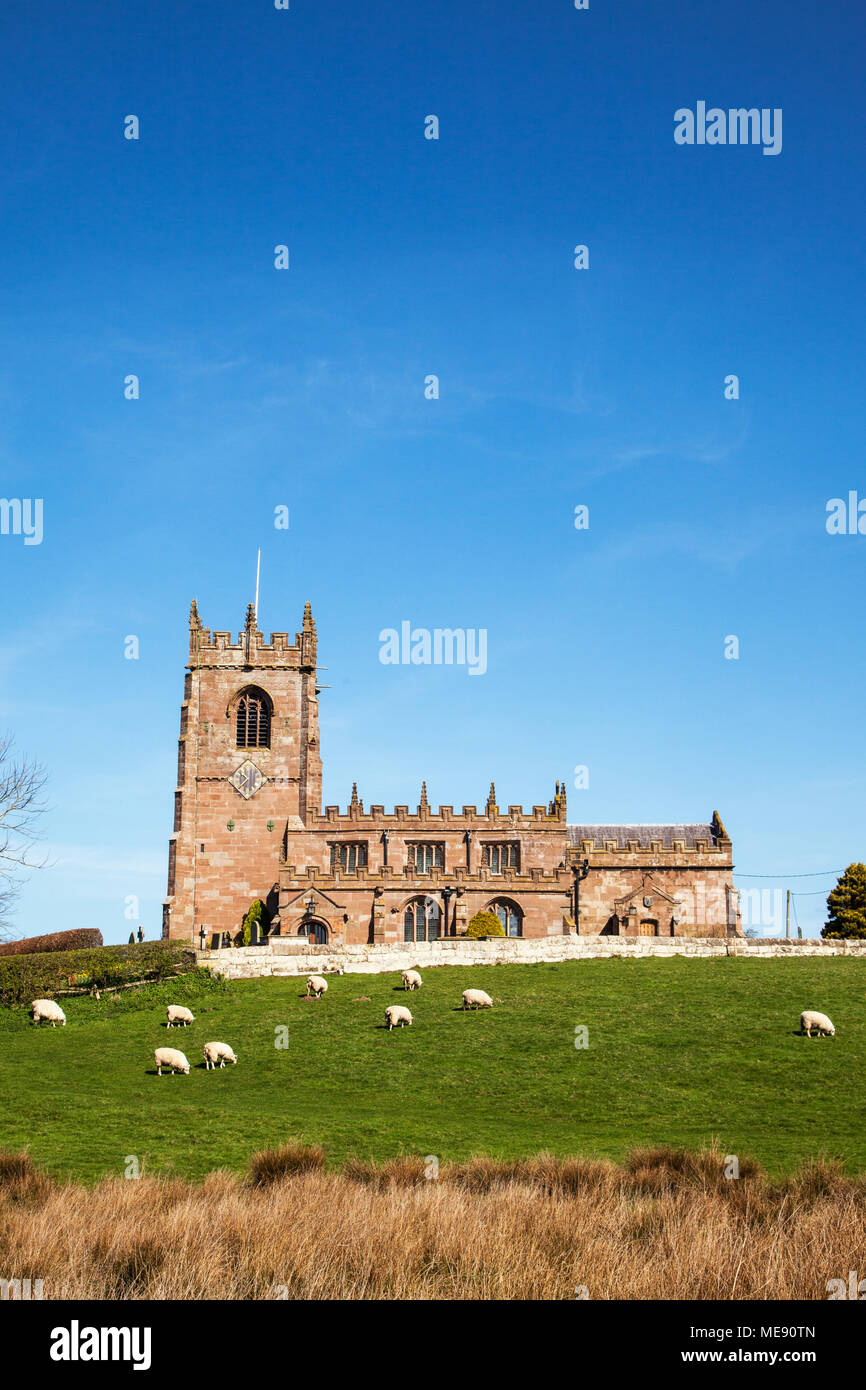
[{"left": 0, "top": 956, "right": 863, "bottom": 1181}]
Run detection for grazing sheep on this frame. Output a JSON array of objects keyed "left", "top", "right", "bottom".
[
  {"left": 306, "top": 975, "right": 328, "bottom": 998},
  {"left": 166, "top": 1004, "right": 195, "bottom": 1027},
  {"left": 31, "top": 999, "right": 66, "bottom": 1028},
  {"left": 384, "top": 1004, "right": 413, "bottom": 1031},
  {"left": 203, "top": 1041, "right": 238, "bottom": 1070},
  {"left": 800, "top": 1010, "right": 835, "bottom": 1037},
  {"left": 462, "top": 989, "right": 493, "bottom": 1010},
  {"left": 154, "top": 1047, "right": 190, "bottom": 1075},
  {"left": 401, "top": 969, "right": 422, "bottom": 992}
]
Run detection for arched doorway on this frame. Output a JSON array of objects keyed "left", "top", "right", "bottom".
[{"left": 298, "top": 918, "right": 329, "bottom": 945}]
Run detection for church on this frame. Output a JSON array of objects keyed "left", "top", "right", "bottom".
[{"left": 162, "top": 600, "right": 741, "bottom": 946}]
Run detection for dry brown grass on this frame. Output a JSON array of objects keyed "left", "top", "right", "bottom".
[{"left": 1, "top": 1145, "right": 864, "bottom": 1299}]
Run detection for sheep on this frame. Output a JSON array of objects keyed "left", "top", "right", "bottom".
[
  {"left": 154, "top": 1047, "right": 190, "bottom": 1075},
  {"left": 203, "top": 1041, "right": 238, "bottom": 1070},
  {"left": 31, "top": 999, "right": 66, "bottom": 1028},
  {"left": 384, "top": 1004, "right": 413, "bottom": 1031},
  {"left": 462, "top": 988, "right": 493, "bottom": 1010},
  {"left": 800, "top": 1010, "right": 835, "bottom": 1037},
  {"left": 401, "top": 969, "right": 422, "bottom": 992},
  {"left": 166, "top": 1004, "right": 195, "bottom": 1027},
  {"left": 306, "top": 975, "right": 328, "bottom": 998}
]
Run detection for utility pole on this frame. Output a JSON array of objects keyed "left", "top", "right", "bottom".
[{"left": 786, "top": 889, "right": 791, "bottom": 939}]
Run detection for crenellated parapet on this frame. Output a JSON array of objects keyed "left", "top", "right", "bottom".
[
  {"left": 281, "top": 861, "right": 573, "bottom": 890},
  {"left": 307, "top": 783, "right": 568, "bottom": 833},
  {"left": 566, "top": 821, "right": 734, "bottom": 866},
  {"left": 187, "top": 602, "right": 318, "bottom": 670}
]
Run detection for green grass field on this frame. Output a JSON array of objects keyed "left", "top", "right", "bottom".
[{"left": 0, "top": 957, "right": 863, "bottom": 1181}]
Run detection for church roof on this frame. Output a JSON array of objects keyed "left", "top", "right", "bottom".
[{"left": 567, "top": 823, "right": 717, "bottom": 847}]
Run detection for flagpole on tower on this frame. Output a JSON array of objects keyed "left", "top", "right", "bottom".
[{"left": 254, "top": 548, "right": 261, "bottom": 623}]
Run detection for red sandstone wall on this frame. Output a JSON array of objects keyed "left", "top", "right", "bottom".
[{"left": 165, "top": 613, "right": 321, "bottom": 943}]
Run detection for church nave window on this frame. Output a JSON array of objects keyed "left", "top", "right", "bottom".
[
  {"left": 482, "top": 842, "right": 520, "bottom": 873},
  {"left": 330, "top": 842, "right": 368, "bottom": 872},
  {"left": 490, "top": 899, "right": 523, "bottom": 937},
  {"left": 407, "top": 842, "right": 444, "bottom": 874},
  {"left": 403, "top": 896, "right": 442, "bottom": 942}
]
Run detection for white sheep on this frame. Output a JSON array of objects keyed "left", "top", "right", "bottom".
[
  {"left": 462, "top": 988, "right": 493, "bottom": 1010},
  {"left": 384, "top": 1004, "right": 413, "bottom": 1031},
  {"left": 203, "top": 1041, "right": 238, "bottom": 1070},
  {"left": 800, "top": 1010, "right": 835, "bottom": 1037},
  {"left": 154, "top": 1046, "right": 190, "bottom": 1075},
  {"left": 306, "top": 975, "right": 328, "bottom": 998},
  {"left": 401, "top": 969, "right": 422, "bottom": 992},
  {"left": 166, "top": 1004, "right": 195, "bottom": 1027},
  {"left": 31, "top": 999, "right": 66, "bottom": 1028}
]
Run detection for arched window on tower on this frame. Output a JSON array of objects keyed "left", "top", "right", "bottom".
[{"left": 235, "top": 687, "right": 272, "bottom": 749}]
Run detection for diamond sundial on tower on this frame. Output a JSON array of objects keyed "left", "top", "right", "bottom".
[{"left": 229, "top": 759, "right": 264, "bottom": 800}]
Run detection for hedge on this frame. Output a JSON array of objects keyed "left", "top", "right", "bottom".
[
  {"left": 0, "top": 941, "right": 197, "bottom": 1008},
  {"left": 0, "top": 928, "right": 103, "bottom": 959}
]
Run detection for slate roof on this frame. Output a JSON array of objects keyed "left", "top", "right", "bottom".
[{"left": 566, "top": 824, "right": 717, "bottom": 848}]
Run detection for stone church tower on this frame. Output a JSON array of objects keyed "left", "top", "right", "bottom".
[{"left": 163, "top": 599, "right": 322, "bottom": 941}]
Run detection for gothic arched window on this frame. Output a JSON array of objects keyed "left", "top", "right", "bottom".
[
  {"left": 490, "top": 899, "right": 523, "bottom": 938},
  {"left": 235, "top": 687, "right": 272, "bottom": 749},
  {"left": 403, "top": 897, "right": 441, "bottom": 943}
]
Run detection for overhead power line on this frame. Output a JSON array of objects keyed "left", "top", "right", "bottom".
[{"left": 733, "top": 870, "right": 844, "bottom": 879}]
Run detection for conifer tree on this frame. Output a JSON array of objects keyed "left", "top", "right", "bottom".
[{"left": 822, "top": 863, "right": 866, "bottom": 939}]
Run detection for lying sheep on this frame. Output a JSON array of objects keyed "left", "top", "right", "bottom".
[
  {"left": 31, "top": 999, "right": 66, "bottom": 1028},
  {"left": 154, "top": 1047, "right": 190, "bottom": 1075},
  {"left": 385, "top": 1004, "right": 413, "bottom": 1031},
  {"left": 462, "top": 988, "right": 493, "bottom": 1010},
  {"left": 800, "top": 1010, "right": 835, "bottom": 1037},
  {"left": 306, "top": 975, "right": 328, "bottom": 998},
  {"left": 166, "top": 1004, "right": 195, "bottom": 1027},
  {"left": 203, "top": 1041, "right": 238, "bottom": 1070},
  {"left": 401, "top": 969, "right": 422, "bottom": 992}
]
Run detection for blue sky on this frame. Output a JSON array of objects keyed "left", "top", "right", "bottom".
[{"left": 0, "top": 0, "right": 863, "bottom": 942}]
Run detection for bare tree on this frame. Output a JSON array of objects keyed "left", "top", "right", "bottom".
[{"left": 0, "top": 735, "right": 49, "bottom": 941}]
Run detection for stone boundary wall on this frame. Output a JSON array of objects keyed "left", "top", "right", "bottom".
[{"left": 195, "top": 936, "right": 866, "bottom": 981}]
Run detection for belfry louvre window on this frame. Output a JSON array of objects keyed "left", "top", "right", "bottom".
[
  {"left": 235, "top": 688, "right": 271, "bottom": 748},
  {"left": 482, "top": 842, "right": 520, "bottom": 873},
  {"left": 408, "top": 842, "right": 444, "bottom": 873},
  {"left": 330, "top": 842, "right": 368, "bottom": 872}
]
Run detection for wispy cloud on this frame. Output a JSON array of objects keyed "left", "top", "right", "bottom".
[{"left": 43, "top": 844, "right": 165, "bottom": 883}]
